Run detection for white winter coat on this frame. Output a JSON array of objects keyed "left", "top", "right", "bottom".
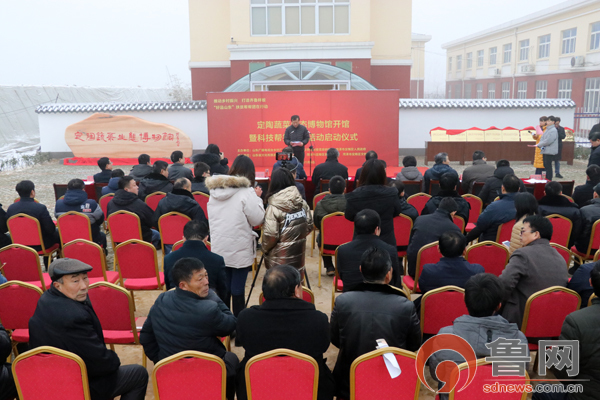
[{"left": 205, "top": 175, "right": 265, "bottom": 268}]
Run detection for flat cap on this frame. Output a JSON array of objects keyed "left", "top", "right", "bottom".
[{"left": 49, "top": 258, "right": 93, "bottom": 280}]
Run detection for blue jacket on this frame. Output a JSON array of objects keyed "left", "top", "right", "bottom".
[
  {"left": 466, "top": 192, "right": 516, "bottom": 242},
  {"left": 55, "top": 190, "right": 104, "bottom": 243},
  {"left": 273, "top": 157, "right": 307, "bottom": 180},
  {"left": 418, "top": 257, "right": 484, "bottom": 294},
  {"left": 163, "top": 240, "right": 227, "bottom": 301},
  {"left": 568, "top": 262, "right": 596, "bottom": 308},
  {"left": 101, "top": 177, "right": 120, "bottom": 196},
  {"left": 423, "top": 164, "right": 458, "bottom": 193}
]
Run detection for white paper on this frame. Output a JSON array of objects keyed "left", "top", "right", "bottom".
[
  {"left": 524, "top": 179, "right": 548, "bottom": 184},
  {"left": 376, "top": 339, "right": 401, "bottom": 379}
]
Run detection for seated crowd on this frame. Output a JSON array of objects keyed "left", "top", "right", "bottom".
[{"left": 0, "top": 144, "right": 598, "bottom": 400}]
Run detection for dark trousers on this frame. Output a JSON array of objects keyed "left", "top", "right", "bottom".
[
  {"left": 0, "top": 364, "right": 17, "bottom": 400},
  {"left": 292, "top": 146, "right": 305, "bottom": 165},
  {"left": 107, "top": 364, "right": 149, "bottom": 400},
  {"left": 543, "top": 154, "right": 555, "bottom": 181},
  {"left": 223, "top": 351, "right": 239, "bottom": 400}
]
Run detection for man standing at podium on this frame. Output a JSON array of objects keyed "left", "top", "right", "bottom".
[{"left": 284, "top": 115, "right": 310, "bottom": 165}]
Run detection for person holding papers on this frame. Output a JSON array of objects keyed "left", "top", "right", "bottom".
[{"left": 283, "top": 115, "right": 310, "bottom": 164}]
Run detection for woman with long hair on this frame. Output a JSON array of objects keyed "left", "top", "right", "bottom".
[
  {"left": 509, "top": 192, "right": 539, "bottom": 254},
  {"left": 262, "top": 168, "right": 313, "bottom": 278},
  {"left": 345, "top": 159, "right": 403, "bottom": 247},
  {"left": 205, "top": 155, "right": 265, "bottom": 317},
  {"left": 192, "top": 143, "right": 229, "bottom": 175}
]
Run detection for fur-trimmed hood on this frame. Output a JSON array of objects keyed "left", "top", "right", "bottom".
[{"left": 206, "top": 175, "right": 252, "bottom": 202}]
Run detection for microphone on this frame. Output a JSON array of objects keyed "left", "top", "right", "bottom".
[{"left": 308, "top": 131, "right": 314, "bottom": 150}]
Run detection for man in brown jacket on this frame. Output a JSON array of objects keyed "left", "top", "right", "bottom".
[{"left": 499, "top": 215, "right": 568, "bottom": 327}]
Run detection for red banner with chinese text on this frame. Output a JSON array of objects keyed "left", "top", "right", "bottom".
[{"left": 207, "top": 90, "right": 400, "bottom": 169}]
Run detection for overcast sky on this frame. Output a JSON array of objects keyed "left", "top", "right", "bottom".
[{"left": 0, "top": 0, "right": 568, "bottom": 96}]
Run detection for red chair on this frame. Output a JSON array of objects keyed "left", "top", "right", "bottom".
[
  {"left": 393, "top": 214, "right": 413, "bottom": 259},
  {"left": 448, "top": 359, "right": 529, "bottom": 400},
  {"left": 407, "top": 193, "right": 431, "bottom": 215},
  {"left": 495, "top": 219, "right": 516, "bottom": 244},
  {"left": 56, "top": 211, "right": 94, "bottom": 247},
  {"left": 87, "top": 282, "right": 145, "bottom": 367},
  {"left": 521, "top": 287, "right": 581, "bottom": 364},
  {"left": 99, "top": 193, "right": 114, "bottom": 230},
  {"left": 462, "top": 194, "right": 483, "bottom": 232},
  {"left": 158, "top": 212, "right": 191, "bottom": 260},
  {"left": 193, "top": 192, "right": 210, "bottom": 220},
  {"left": 152, "top": 351, "right": 226, "bottom": 400},
  {"left": 0, "top": 244, "right": 50, "bottom": 291},
  {"left": 173, "top": 239, "right": 185, "bottom": 252},
  {"left": 245, "top": 349, "right": 318, "bottom": 400},
  {"left": 401, "top": 180, "right": 422, "bottom": 197},
  {"left": 551, "top": 242, "right": 582, "bottom": 270},
  {"left": 13, "top": 346, "right": 92, "bottom": 400},
  {"left": 62, "top": 239, "right": 119, "bottom": 284},
  {"left": 350, "top": 347, "right": 420, "bottom": 400},
  {"left": 114, "top": 239, "right": 164, "bottom": 291},
  {"left": 420, "top": 286, "right": 468, "bottom": 338},
  {"left": 465, "top": 241, "right": 510, "bottom": 276},
  {"left": 107, "top": 210, "right": 142, "bottom": 247},
  {"left": 0, "top": 281, "right": 43, "bottom": 355},
  {"left": 259, "top": 287, "right": 315, "bottom": 305},
  {"left": 402, "top": 241, "right": 442, "bottom": 294},
  {"left": 13, "top": 198, "right": 39, "bottom": 203},
  {"left": 453, "top": 215, "right": 465, "bottom": 233},
  {"left": 331, "top": 247, "right": 346, "bottom": 310},
  {"left": 545, "top": 214, "right": 573, "bottom": 247},
  {"left": 319, "top": 212, "right": 354, "bottom": 288},
  {"left": 571, "top": 219, "right": 600, "bottom": 261},
  {"left": 145, "top": 191, "right": 167, "bottom": 211},
  {"left": 7, "top": 213, "right": 60, "bottom": 266},
  {"left": 310, "top": 191, "right": 330, "bottom": 257}
]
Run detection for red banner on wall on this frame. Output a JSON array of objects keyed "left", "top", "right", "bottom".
[{"left": 207, "top": 90, "right": 400, "bottom": 169}]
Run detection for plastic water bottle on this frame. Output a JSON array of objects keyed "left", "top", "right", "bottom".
[
  {"left": 541, "top": 171, "right": 547, "bottom": 181},
  {"left": 265, "top": 168, "right": 269, "bottom": 178}
]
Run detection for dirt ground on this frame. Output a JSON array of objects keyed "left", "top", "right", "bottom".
[{"left": 4, "top": 156, "right": 584, "bottom": 399}]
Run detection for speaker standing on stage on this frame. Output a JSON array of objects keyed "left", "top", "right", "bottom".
[{"left": 284, "top": 115, "right": 310, "bottom": 164}]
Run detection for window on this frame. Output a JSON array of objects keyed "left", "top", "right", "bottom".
[
  {"left": 250, "top": 0, "right": 350, "bottom": 36},
  {"left": 249, "top": 62, "right": 266, "bottom": 73},
  {"left": 466, "top": 52, "right": 472, "bottom": 69},
  {"left": 502, "top": 82, "right": 510, "bottom": 99},
  {"left": 538, "top": 34, "right": 551, "bottom": 58},
  {"left": 519, "top": 39, "right": 530, "bottom": 61},
  {"left": 489, "top": 47, "right": 497, "bottom": 65},
  {"left": 455, "top": 84, "right": 462, "bottom": 98},
  {"left": 336, "top": 61, "right": 352, "bottom": 72},
  {"left": 456, "top": 55, "right": 462, "bottom": 71},
  {"left": 562, "top": 28, "right": 577, "bottom": 54},
  {"left": 465, "top": 83, "right": 472, "bottom": 99},
  {"left": 448, "top": 57, "right": 452, "bottom": 71},
  {"left": 585, "top": 77, "right": 600, "bottom": 113},
  {"left": 535, "top": 80, "right": 548, "bottom": 98},
  {"left": 591, "top": 22, "right": 600, "bottom": 51},
  {"left": 517, "top": 81, "right": 527, "bottom": 99},
  {"left": 477, "top": 50, "right": 484, "bottom": 67},
  {"left": 558, "top": 79, "right": 572, "bottom": 99},
  {"left": 488, "top": 83, "right": 496, "bottom": 99},
  {"left": 447, "top": 85, "right": 452, "bottom": 98},
  {"left": 503, "top": 43, "right": 512, "bottom": 63},
  {"left": 476, "top": 83, "right": 483, "bottom": 98}
]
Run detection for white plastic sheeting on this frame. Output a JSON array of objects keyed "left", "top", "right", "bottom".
[{"left": 0, "top": 86, "right": 170, "bottom": 157}]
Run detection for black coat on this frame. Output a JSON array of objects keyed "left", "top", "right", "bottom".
[
  {"left": 236, "top": 298, "right": 334, "bottom": 400},
  {"left": 421, "top": 190, "right": 471, "bottom": 224},
  {"left": 575, "top": 198, "right": 600, "bottom": 253},
  {"left": 567, "top": 261, "right": 596, "bottom": 308},
  {"left": 138, "top": 173, "right": 173, "bottom": 200},
  {"left": 93, "top": 169, "right": 112, "bottom": 183},
  {"left": 107, "top": 189, "right": 155, "bottom": 243},
  {"left": 29, "top": 287, "right": 121, "bottom": 400},
  {"left": 406, "top": 209, "right": 461, "bottom": 277},
  {"left": 191, "top": 179, "right": 209, "bottom": 194},
  {"left": 163, "top": 240, "right": 227, "bottom": 300},
  {"left": 0, "top": 204, "right": 10, "bottom": 249},
  {"left": 589, "top": 145, "right": 600, "bottom": 167},
  {"left": 192, "top": 153, "right": 229, "bottom": 175},
  {"left": 153, "top": 189, "right": 206, "bottom": 227},
  {"left": 331, "top": 283, "right": 421, "bottom": 399},
  {"left": 311, "top": 160, "right": 349, "bottom": 193},
  {"left": 573, "top": 181, "right": 599, "bottom": 208},
  {"left": 140, "top": 288, "right": 236, "bottom": 363},
  {"left": 538, "top": 194, "right": 582, "bottom": 246},
  {"left": 345, "top": 185, "right": 403, "bottom": 247},
  {"left": 418, "top": 256, "right": 484, "bottom": 294},
  {"left": 0, "top": 322, "right": 16, "bottom": 400},
  {"left": 6, "top": 197, "right": 58, "bottom": 248},
  {"left": 337, "top": 234, "right": 401, "bottom": 290},
  {"left": 129, "top": 164, "right": 153, "bottom": 181},
  {"left": 478, "top": 166, "right": 526, "bottom": 205}
]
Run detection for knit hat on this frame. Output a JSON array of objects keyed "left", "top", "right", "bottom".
[{"left": 49, "top": 258, "right": 93, "bottom": 281}]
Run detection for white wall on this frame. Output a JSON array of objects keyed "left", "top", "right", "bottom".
[
  {"left": 39, "top": 110, "right": 207, "bottom": 153},
  {"left": 398, "top": 107, "right": 575, "bottom": 149}
]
